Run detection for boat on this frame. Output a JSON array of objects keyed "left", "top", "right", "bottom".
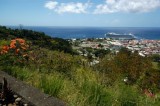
[{"left": 105, "top": 32, "right": 136, "bottom": 40}]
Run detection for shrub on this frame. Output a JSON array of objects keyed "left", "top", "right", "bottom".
[
  {"left": 0, "top": 38, "right": 29, "bottom": 66},
  {"left": 97, "top": 49, "right": 152, "bottom": 85},
  {"left": 138, "top": 69, "right": 160, "bottom": 93}
]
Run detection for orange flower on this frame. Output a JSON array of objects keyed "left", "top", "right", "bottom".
[
  {"left": 10, "top": 40, "right": 16, "bottom": 47},
  {"left": 15, "top": 38, "right": 25, "bottom": 44},
  {"left": 15, "top": 49, "right": 20, "bottom": 54},
  {"left": 2, "top": 45, "right": 9, "bottom": 51},
  {"left": 0, "top": 45, "right": 9, "bottom": 54},
  {"left": 10, "top": 43, "right": 16, "bottom": 49},
  {"left": 1, "top": 38, "right": 28, "bottom": 56},
  {"left": 11, "top": 39, "right": 16, "bottom": 43},
  {"left": 1, "top": 50, "right": 8, "bottom": 54}
]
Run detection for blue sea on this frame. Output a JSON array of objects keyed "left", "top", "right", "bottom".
[{"left": 9, "top": 26, "right": 160, "bottom": 40}]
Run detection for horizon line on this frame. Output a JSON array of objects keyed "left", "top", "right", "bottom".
[{"left": 3, "top": 25, "right": 160, "bottom": 28}]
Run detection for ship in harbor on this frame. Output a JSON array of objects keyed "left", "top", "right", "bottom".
[{"left": 105, "top": 32, "right": 136, "bottom": 40}]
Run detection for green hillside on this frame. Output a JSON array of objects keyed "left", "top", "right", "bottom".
[
  {"left": 0, "top": 26, "right": 73, "bottom": 54},
  {"left": 0, "top": 26, "right": 160, "bottom": 106}
]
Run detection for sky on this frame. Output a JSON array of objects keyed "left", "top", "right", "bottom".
[{"left": 0, "top": 0, "right": 160, "bottom": 27}]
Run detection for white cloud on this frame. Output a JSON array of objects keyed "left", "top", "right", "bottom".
[
  {"left": 94, "top": 0, "right": 160, "bottom": 14},
  {"left": 44, "top": 1, "right": 91, "bottom": 14},
  {"left": 55, "top": 2, "right": 90, "bottom": 14},
  {"left": 45, "top": 1, "right": 58, "bottom": 10}
]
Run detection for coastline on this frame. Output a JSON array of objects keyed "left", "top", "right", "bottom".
[{"left": 7, "top": 26, "right": 160, "bottom": 40}]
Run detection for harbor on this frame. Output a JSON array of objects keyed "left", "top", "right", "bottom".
[{"left": 70, "top": 33, "right": 160, "bottom": 58}]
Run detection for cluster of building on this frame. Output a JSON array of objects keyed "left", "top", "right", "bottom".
[
  {"left": 124, "top": 40, "right": 160, "bottom": 56},
  {"left": 70, "top": 38, "right": 160, "bottom": 57}
]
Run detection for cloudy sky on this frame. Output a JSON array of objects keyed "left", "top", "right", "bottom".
[{"left": 0, "top": 0, "right": 160, "bottom": 27}]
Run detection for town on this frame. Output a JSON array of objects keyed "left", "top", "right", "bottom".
[{"left": 69, "top": 37, "right": 160, "bottom": 65}]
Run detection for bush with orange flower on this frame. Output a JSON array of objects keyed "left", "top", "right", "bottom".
[{"left": 0, "top": 38, "right": 29, "bottom": 66}]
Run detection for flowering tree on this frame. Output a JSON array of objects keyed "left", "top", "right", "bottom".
[{"left": 0, "top": 38, "right": 29, "bottom": 66}]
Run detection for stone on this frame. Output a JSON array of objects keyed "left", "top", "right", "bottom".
[
  {"left": 15, "top": 97, "right": 22, "bottom": 102},
  {"left": 13, "top": 94, "right": 18, "bottom": 98},
  {"left": 24, "top": 104, "right": 28, "bottom": 106}
]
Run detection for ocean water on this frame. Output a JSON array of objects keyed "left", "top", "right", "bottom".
[{"left": 9, "top": 26, "right": 160, "bottom": 40}]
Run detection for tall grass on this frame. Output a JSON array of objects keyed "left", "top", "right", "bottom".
[
  {"left": 67, "top": 67, "right": 112, "bottom": 106},
  {"left": 2, "top": 65, "right": 160, "bottom": 106},
  {"left": 38, "top": 74, "right": 64, "bottom": 97},
  {"left": 118, "top": 84, "right": 139, "bottom": 106},
  {"left": 2, "top": 66, "right": 31, "bottom": 81},
  {"left": 80, "top": 80, "right": 112, "bottom": 106},
  {"left": 3, "top": 66, "right": 64, "bottom": 98}
]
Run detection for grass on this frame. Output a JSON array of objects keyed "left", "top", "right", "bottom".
[
  {"left": 71, "top": 68, "right": 112, "bottom": 106},
  {"left": 80, "top": 80, "right": 112, "bottom": 106},
  {"left": 3, "top": 66, "right": 113, "bottom": 105},
  {"left": 4, "top": 65, "right": 160, "bottom": 106},
  {"left": 118, "top": 85, "right": 139, "bottom": 106},
  {"left": 1, "top": 49, "right": 160, "bottom": 106},
  {"left": 152, "top": 62, "right": 159, "bottom": 69},
  {"left": 38, "top": 73, "right": 64, "bottom": 97}
]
